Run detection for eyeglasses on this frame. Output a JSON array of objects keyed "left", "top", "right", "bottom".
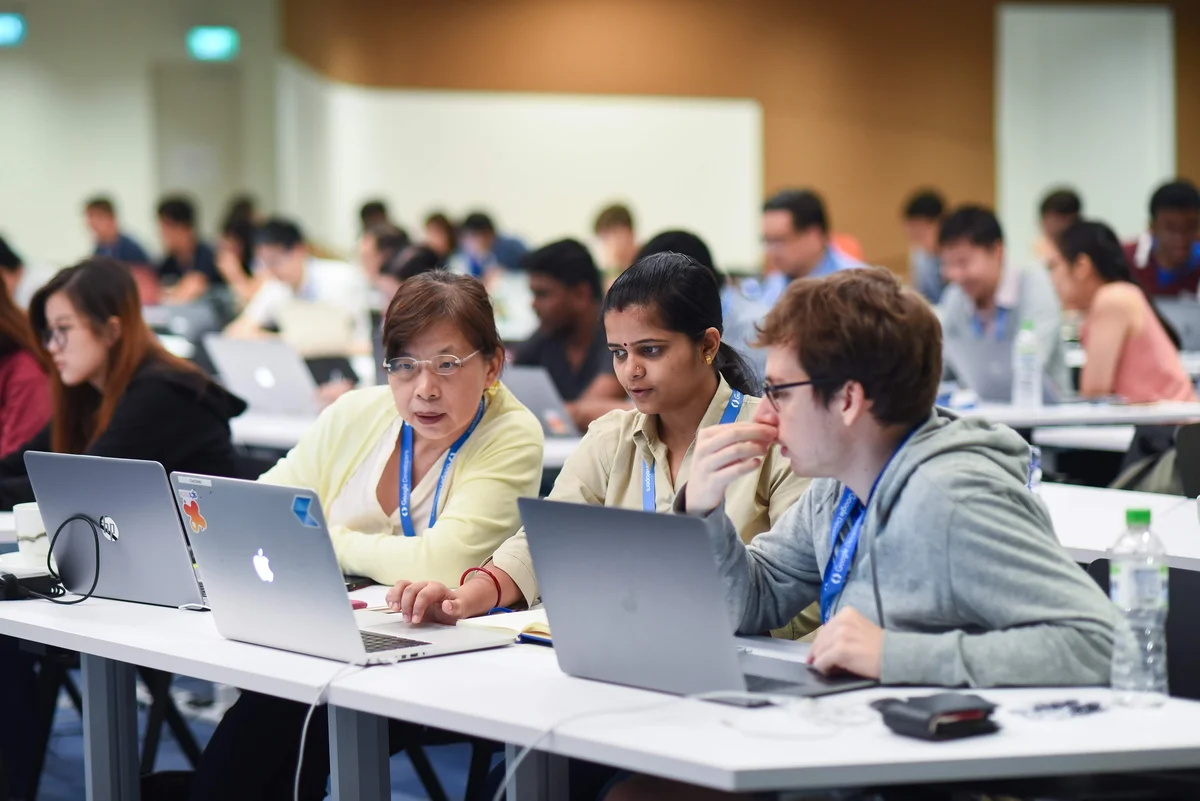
[
  {"left": 383, "top": 350, "right": 480, "bottom": 380},
  {"left": 40, "top": 325, "right": 74, "bottom": 350},
  {"left": 762, "top": 378, "right": 829, "bottom": 411}
]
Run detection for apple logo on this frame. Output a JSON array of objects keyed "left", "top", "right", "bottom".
[
  {"left": 254, "top": 367, "right": 277, "bottom": 389},
  {"left": 252, "top": 548, "right": 274, "bottom": 583},
  {"left": 619, "top": 591, "right": 638, "bottom": 615}
]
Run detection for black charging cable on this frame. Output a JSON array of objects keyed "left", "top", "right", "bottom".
[{"left": 20, "top": 514, "right": 102, "bottom": 605}]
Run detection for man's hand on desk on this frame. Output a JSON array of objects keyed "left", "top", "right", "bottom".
[{"left": 807, "top": 607, "right": 883, "bottom": 679}]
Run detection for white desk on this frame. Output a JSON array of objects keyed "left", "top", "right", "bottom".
[
  {"left": 1040, "top": 483, "right": 1200, "bottom": 569},
  {"left": 1033, "top": 426, "right": 1135, "bottom": 454},
  {"left": 1066, "top": 344, "right": 1200, "bottom": 379},
  {"left": 967, "top": 401, "right": 1200, "bottom": 429},
  {"left": 0, "top": 512, "right": 13, "bottom": 545},
  {"left": 231, "top": 412, "right": 582, "bottom": 470}
]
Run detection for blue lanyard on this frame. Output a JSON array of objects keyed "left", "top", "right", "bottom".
[
  {"left": 398, "top": 399, "right": 486, "bottom": 537},
  {"left": 818, "top": 427, "right": 917, "bottom": 623},
  {"left": 641, "top": 390, "right": 743, "bottom": 512},
  {"left": 969, "top": 306, "right": 1008, "bottom": 341}
]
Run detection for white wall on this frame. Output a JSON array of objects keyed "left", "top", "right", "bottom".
[
  {"left": 0, "top": 0, "right": 278, "bottom": 267},
  {"left": 276, "top": 58, "right": 763, "bottom": 269},
  {"left": 997, "top": 4, "right": 1175, "bottom": 262}
]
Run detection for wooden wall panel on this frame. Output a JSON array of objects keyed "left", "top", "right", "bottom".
[{"left": 283, "top": 0, "right": 1197, "bottom": 274}]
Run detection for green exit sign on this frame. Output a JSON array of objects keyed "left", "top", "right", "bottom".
[{"left": 187, "top": 26, "right": 239, "bottom": 61}]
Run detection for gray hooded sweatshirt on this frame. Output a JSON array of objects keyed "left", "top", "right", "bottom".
[{"left": 679, "top": 408, "right": 1120, "bottom": 687}]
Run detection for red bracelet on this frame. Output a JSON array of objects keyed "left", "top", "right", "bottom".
[{"left": 460, "top": 566, "right": 502, "bottom": 611}]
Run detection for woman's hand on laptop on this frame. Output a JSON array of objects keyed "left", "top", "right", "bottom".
[
  {"left": 386, "top": 579, "right": 488, "bottom": 624},
  {"left": 685, "top": 423, "right": 777, "bottom": 515}
]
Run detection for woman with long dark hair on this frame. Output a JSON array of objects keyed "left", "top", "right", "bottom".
[
  {"left": 1048, "top": 220, "right": 1195, "bottom": 403},
  {"left": 0, "top": 258, "right": 247, "bottom": 508},
  {"left": 0, "top": 277, "right": 50, "bottom": 458}
]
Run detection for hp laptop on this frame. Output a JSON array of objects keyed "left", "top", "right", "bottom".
[
  {"left": 203, "top": 335, "right": 320, "bottom": 417},
  {"left": 171, "top": 472, "right": 514, "bottom": 664},
  {"left": 504, "top": 366, "right": 579, "bottom": 437},
  {"left": 519, "top": 498, "right": 876, "bottom": 698},
  {"left": 25, "top": 453, "right": 204, "bottom": 608}
]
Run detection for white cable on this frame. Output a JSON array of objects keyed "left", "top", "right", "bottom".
[
  {"left": 489, "top": 690, "right": 796, "bottom": 801},
  {"left": 294, "top": 661, "right": 369, "bottom": 801}
]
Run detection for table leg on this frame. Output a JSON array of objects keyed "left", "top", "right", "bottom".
[
  {"left": 80, "top": 654, "right": 139, "bottom": 801},
  {"left": 328, "top": 705, "right": 389, "bottom": 801},
  {"left": 504, "top": 743, "right": 569, "bottom": 801}
]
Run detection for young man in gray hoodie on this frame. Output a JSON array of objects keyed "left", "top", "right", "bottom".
[{"left": 679, "top": 267, "right": 1118, "bottom": 687}]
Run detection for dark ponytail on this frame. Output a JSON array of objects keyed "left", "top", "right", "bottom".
[
  {"left": 604, "top": 252, "right": 760, "bottom": 395},
  {"left": 1056, "top": 220, "right": 1182, "bottom": 351}
]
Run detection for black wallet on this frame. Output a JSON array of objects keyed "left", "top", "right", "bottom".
[{"left": 870, "top": 693, "right": 1000, "bottom": 741}]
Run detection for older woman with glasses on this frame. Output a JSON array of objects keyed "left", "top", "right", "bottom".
[{"left": 189, "top": 271, "right": 543, "bottom": 801}]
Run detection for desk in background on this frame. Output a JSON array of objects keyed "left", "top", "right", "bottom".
[{"left": 968, "top": 401, "right": 1200, "bottom": 429}]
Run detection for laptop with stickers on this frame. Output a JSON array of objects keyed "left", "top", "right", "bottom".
[
  {"left": 24, "top": 453, "right": 204, "bottom": 608},
  {"left": 170, "top": 472, "right": 514, "bottom": 664}
]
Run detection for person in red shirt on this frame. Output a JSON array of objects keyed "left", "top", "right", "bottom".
[
  {"left": 0, "top": 276, "right": 49, "bottom": 458},
  {"left": 1127, "top": 179, "right": 1200, "bottom": 297}
]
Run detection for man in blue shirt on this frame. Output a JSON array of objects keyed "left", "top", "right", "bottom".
[
  {"left": 902, "top": 188, "right": 947, "bottom": 303},
  {"left": 458, "top": 211, "right": 528, "bottom": 279},
  {"left": 749, "top": 188, "right": 865, "bottom": 308},
  {"left": 85, "top": 196, "right": 150, "bottom": 267}
]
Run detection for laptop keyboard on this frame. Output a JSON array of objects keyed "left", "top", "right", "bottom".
[{"left": 360, "top": 630, "right": 430, "bottom": 653}]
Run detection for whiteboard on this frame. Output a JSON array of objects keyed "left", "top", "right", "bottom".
[
  {"left": 996, "top": 4, "right": 1175, "bottom": 262},
  {"left": 277, "top": 58, "right": 763, "bottom": 269}
]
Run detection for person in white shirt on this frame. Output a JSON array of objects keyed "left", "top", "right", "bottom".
[{"left": 225, "top": 218, "right": 370, "bottom": 350}]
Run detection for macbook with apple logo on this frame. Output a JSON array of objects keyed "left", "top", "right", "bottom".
[
  {"left": 202, "top": 334, "right": 321, "bottom": 417},
  {"left": 171, "top": 471, "right": 515, "bottom": 664}
]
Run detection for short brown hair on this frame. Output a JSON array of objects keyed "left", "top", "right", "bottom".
[
  {"left": 382, "top": 271, "right": 501, "bottom": 361},
  {"left": 593, "top": 204, "right": 634, "bottom": 234},
  {"left": 756, "top": 268, "right": 942, "bottom": 427}
]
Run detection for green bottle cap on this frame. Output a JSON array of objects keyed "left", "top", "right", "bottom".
[
  {"left": 1021, "top": 319, "right": 1035, "bottom": 332},
  {"left": 1126, "top": 508, "right": 1152, "bottom": 526}
]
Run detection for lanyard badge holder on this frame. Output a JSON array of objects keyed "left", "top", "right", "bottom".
[{"left": 398, "top": 399, "right": 486, "bottom": 538}]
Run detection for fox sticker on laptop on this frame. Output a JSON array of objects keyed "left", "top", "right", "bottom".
[{"left": 177, "top": 489, "right": 207, "bottom": 534}]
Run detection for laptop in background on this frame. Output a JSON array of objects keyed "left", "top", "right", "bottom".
[
  {"left": 203, "top": 335, "right": 320, "bottom": 417},
  {"left": 504, "top": 365, "right": 579, "bottom": 438},
  {"left": 25, "top": 454, "right": 204, "bottom": 608},
  {"left": 172, "top": 472, "right": 514, "bottom": 664},
  {"left": 1154, "top": 298, "right": 1200, "bottom": 351},
  {"left": 943, "top": 337, "right": 1065, "bottom": 405},
  {"left": 519, "top": 498, "right": 876, "bottom": 698}
]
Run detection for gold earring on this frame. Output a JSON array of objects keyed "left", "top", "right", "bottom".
[{"left": 705, "top": 354, "right": 714, "bottom": 365}]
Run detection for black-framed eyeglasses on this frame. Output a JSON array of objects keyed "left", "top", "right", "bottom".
[
  {"left": 383, "top": 350, "right": 480, "bottom": 380},
  {"left": 40, "top": 325, "right": 74, "bottom": 350},
  {"left": 762, "top": 379, "right": 827, "bottom": 411}
]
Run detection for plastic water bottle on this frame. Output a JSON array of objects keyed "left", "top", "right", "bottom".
[
  {"left": 1109, "top": 508, "right": 1168, "bottom": 707},
  {"left": 1012, "top": 319, "right": 1042, "bottom": 408}
]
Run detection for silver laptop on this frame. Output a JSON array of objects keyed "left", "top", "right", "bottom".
[
  {"left": 504, "top": 366, "right": 579, "bottom": 437},
  {"left": 1154, "top": 298, "right": 1200, "bottom": 351},
  {"left": 519, "top": 498, "right": 876, "bottom": 698},
  {"left": 171, "top": 472, "right": 514, "bottom": 664},
  {"left": 25, "top": 453, "right": 204, "bottom": 608},
  {"left": 943, "top": 337, "right": 1065, "bottom": 405},
  {"left": 203, "top": 334, "right": 319, "bottom": 417}
]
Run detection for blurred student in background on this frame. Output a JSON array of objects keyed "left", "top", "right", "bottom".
[
  {"left": 222, "top": 194, "right": 260, "bottom": 227},
  {"left": 156, "top": 196, "right": 221, "bottom": 305},
  {"left": 0, "top": 277, "right": 49, "bottom": 458},
  {"left": 1128, "top": 179, "right": 1200, "bottom": 297},
  {"left": 901, "top": 188, "right": 946, "bottom": 303},
  {"left": 458, "top": 211, "right": 528, "bottom": 278},
  {"left": 1049, "top": 220, "right": 1192, "bottom": 403},
  {"left": 515, "top": 239, "right": 628, "bottom": 429},
  {"left": 636, "top": 229, "right": 769, "bottom": 384},
  {"left": 359, "top": 199, "right": 391, "bottom": 234},
  {"left": 0, "top": 237, "right": 25, "bottom": 307},
  {"left": 422, "top": 212, "right": 458, "bottom": 266},
  {"left": 938, "top": 205, "right": 1068, "bottom": 400},
  {"left": 752, "top": 188, "right": 866, "bottom": 308},
  {"left": 214, "top": 215, "right": 261, "bottom": 310},
  {"left": 359, "top": 223, "right": 411, "bottom": 307},
  {"left": 593, "top": 203, "right": 639, "bottom": 281},
  {"left": 224, "top": 218, "right": 370, "bottom": 350},
  {"left": 85, "top": 196, "right": 151, "bottom": 268}
]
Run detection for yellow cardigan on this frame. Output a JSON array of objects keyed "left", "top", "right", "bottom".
[{"left": 260, "top": 382, "right": 544, "bottom": 586}]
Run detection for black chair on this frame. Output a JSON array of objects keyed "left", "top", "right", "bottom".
[
  {"left": 1085, "top": 558, "right": 1200, "bottom": 700},
  {"left": 1173, "top": 423, "right": 1200, "bottom": 498}
]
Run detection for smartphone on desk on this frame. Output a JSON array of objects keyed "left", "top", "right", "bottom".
[{"left": 344, "top": 575, "right": 376, "bottom": 592}]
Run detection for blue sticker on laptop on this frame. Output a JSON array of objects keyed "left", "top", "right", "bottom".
[{"left": 292, "top": 495, "right": 320, "bottom": 528}]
